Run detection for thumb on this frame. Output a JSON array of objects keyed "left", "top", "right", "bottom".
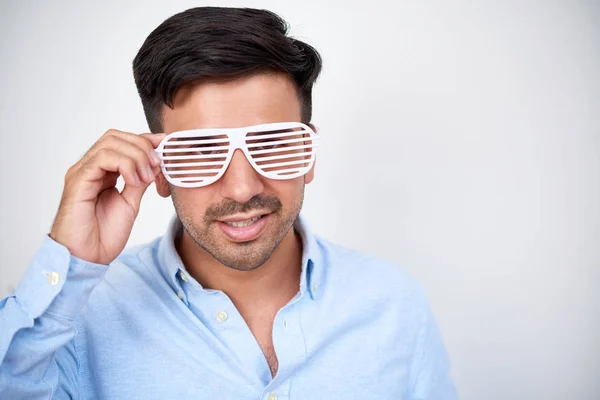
[{"left": 121, "top": 179, "right": 153, "bottom": 217}]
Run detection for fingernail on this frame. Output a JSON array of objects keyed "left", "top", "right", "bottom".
[
  {"left": 149, "top": 150, "right": 161, "bottom": 166},
  {"left": 133, "top": 172, "right": 140, "bottom": 187}
]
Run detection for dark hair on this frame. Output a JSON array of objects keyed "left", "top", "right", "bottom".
[{"left": 132, "top": 7, "right": 323, "bottom": 133}]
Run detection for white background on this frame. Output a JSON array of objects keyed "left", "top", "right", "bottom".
[{"left": 1, "top": 1, "right": 599, "bottom": 399}]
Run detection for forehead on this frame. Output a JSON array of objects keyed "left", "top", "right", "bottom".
[{"left": 161, "top": 72, "right": 302, "bottom": 133}]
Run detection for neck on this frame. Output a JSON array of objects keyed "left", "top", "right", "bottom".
[{"left": 175, "top": 225, "right": 303, "bottom": 312}]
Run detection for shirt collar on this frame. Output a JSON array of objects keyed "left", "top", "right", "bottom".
[
  {"left": 157, "top": 213, "right": 324, "bottom": 300},
  {"left": 294, "top": 214, "right": 324, "bottom": 300}
]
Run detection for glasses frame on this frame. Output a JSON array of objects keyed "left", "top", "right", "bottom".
[{"left": 154, "top": 121, "right": 319, "bottom": 188}]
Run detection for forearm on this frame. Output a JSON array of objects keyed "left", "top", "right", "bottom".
[{"left": 0, "top": 236, "right": 108, "bottom": 398}]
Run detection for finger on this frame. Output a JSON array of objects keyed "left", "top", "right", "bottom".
[
  {"left": 120, "top": 164, "right": 162, "bottom": 216},
  {"left": 98, "top": 172, "right": 119, "bottom": 192},
  {"left": 73, "top": 148, "right": 142, "bottom": 190},
  {"left": 91, "top": 135, "right": 157, "bottom": 184},
  {"left": 139, "top": 132, "right": 168, "bottom": 148},
  {"left": 107, "top": 130, "right": 167, "bottom": 146},
  {"left": 138, "top": 133, "right": 167, "bottom": 167},
  {"left": 71, "top": 130, "right": 167, "bottom": 177},
  {"left": 120, "top": 180, "right": 152, "bottom": 216},
  {"left": 107, "top": 130, "right": 167, "bottom": 167}
]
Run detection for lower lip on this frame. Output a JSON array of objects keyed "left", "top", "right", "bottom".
[{"left": 217, "top": 214, "right": 270, "bottom": 242}]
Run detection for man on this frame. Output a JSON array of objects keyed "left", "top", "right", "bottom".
[{"left": 0, "top": 6, "right": 457, "bottom": 399}]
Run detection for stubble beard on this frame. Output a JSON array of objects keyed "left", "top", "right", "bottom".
[{"left": 171, "top": 184, "right": 305, "bottom": 271}]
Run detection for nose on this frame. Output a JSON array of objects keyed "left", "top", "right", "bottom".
[{"left": 219, "top": 149, "right": 264, "bottom": 203}]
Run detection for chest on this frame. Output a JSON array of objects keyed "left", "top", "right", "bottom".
[
  {"left": 81, "top": 301, "right": 411, "bottom": 400},
  {"left": 245, "top": 313, "right": 279, "bottom": 377}
]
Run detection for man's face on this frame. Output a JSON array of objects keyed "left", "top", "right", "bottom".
[{"left": 156, "top": 72, "right": 315, "bottom": 271}]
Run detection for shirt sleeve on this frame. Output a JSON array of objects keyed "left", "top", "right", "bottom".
[
  {"left": 407, "top": 296, "right": 459, "bottom": 400},
  {"left": 0, "top": 235, "right": 109, "bottom": 399}
]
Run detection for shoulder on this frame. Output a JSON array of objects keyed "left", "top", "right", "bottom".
[
  {"left": 100, "top": 239, "right": 161, "bottom": 285},
  {"left": 315, "top": 236, "right": 428, "bottom": 307},
  {"left": 84, "top": 237, "right": 165, "bottom": 311},
  {"left": 73, "top": 237, "right": 171, "bottom": 350},
  {"left": 110, "top": 238, "right": 162, "bottom": 277}
]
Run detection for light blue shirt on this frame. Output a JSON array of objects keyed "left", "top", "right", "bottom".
[{"left": 0, "top": 215, "right": 457, "bottom": 399}]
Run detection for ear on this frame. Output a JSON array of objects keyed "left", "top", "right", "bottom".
[
  {"left": 304, "top": 158, "right": 316, "bottom": 184},
  {"left": 155, "top": 171, "right": 172, "bottom": 198},
  {"left": 304, "top": 122, "right": 318, "bottom": 185}
]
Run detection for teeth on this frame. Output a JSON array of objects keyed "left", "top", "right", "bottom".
[{"left": 224, "top": 216, "right": 261, "bottom": 228}]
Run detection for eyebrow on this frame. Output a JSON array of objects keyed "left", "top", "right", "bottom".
[
  {"left": 247, "top": 128, "right": 297, "bottom": 135},
  {"left": 172, "top": 135, "right": 220, "bottom": 142}
]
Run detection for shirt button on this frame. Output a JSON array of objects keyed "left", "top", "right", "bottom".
[
  {"left": 216, "top": 311, "right": 228, "bottom": 322},
  {"left": 267, "top": 393, "right": 278, "bottom": 400},
  {"left": 177, "top": 291, "right": 184, "bottom": 300},
  {"left": 312, "top": 282, "right": 318, "bottom": 293},
  {"left": 47, "top": 271, "right": 60, "bottom": 286},
  {"left": 180, "top": 271, "right": 188, "bottom": 282}
]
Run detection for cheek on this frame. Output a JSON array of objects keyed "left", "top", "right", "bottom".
[
  {"left": 171, "top": 187, "right": 213, "bottom": 217},
  {"left": 267, "top": 179, "right": 304, "bottom": 208}
]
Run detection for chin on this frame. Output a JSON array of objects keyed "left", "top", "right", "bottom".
[
  {"left": 217, "top": 251, "right": 271, "bottom": 271},
  {"left": 209, "top": 232, "right": 280, "bottom": 270}
]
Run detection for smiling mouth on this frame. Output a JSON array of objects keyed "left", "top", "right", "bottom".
[
  {"left": 216, "top": 212, "right": 271, "bottom": 242},
  {"left": 222, "top": 214, "right": 265, "bottom": 227}
]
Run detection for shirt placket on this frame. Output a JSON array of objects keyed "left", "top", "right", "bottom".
[
  {"left": 179, "top": 274, "right": 271, "bottom": 388},
  {"left": 260, "top": 293, "right": 307, "bottom": 400}
]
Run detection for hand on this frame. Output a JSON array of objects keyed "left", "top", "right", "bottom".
[{"left": 49, "top": 129, "right": 166, "bottom": 265}]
